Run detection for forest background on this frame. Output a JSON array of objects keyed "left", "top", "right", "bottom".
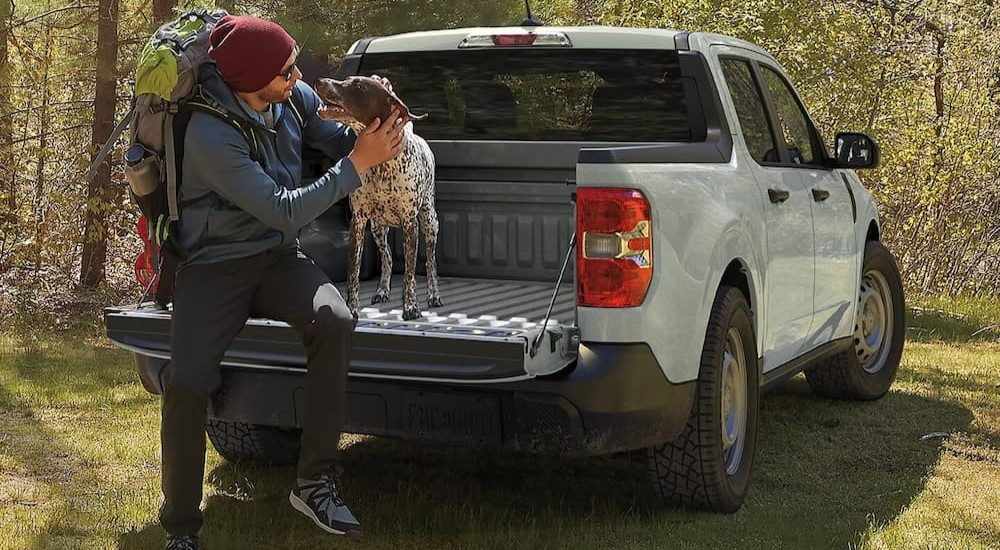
[{"left": 0, "top": 0, "right": 998, "bottom": 327}]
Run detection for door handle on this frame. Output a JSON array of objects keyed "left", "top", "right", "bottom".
[
  {"left": 768, "top": 189, "right": 790, "bottom": 203},
  {"left": 812, "top": 188, "right": 831, "bottom": 202}
]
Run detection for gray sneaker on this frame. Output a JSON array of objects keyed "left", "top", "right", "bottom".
[
  {"left": 289, "top": 469, "right": 362, "bottom": 536},
  {"left": 165, "top": 535, "right": 199, "bottom": 550}
]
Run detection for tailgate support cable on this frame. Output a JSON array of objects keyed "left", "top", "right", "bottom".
[
  {"left": 530, "top": 232, "right": 576, "bottom": 358},
  {"left": 137, "top": 266, "right": 158, "bottom": 309}
]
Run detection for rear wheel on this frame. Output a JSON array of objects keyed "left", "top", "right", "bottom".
[
  {"left": 805, "top": 240, "right": 905, "bottom": 400},
  {"left": 206, "top": 419, "right": 301, "bottom": 466},
  {"left": 646, "top": 285, "right": 759, "bottom": 512}
]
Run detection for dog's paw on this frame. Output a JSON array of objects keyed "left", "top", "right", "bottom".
[
  {"left": 402, "top": 305, "right": 421, "bottom": 321},
  {"left": 371, "top": 289, "right": 390, "bottom": 304},
  {"left": 427, "top": 296, "right": 443, "bottom": 308}
]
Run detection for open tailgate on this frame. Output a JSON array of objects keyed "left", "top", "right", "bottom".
[{"left": 105, "top": 277, "right": 578, "bottom": 382}]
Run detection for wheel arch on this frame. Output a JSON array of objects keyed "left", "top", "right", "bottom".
[
  {"left": 866, "top": 220, "right": 880, "bottom": 243},
  {"left": 706, "top": 223, "right": 763, "bottom": 369},
  {"left": 717, "top": 258, "right": 762, "bottom": 384},
  {"left": 719, "top": 258, "right": 757, "bottom": 331}
]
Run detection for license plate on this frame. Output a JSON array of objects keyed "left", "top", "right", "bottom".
[{"left": 403, "top": 390, "right": 501, "bottom": 445}]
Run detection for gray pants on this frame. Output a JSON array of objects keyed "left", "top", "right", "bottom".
[{"left": 159, "top": 247, "right": 354, "bottom": 536}]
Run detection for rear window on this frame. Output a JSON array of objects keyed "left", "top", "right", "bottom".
[{"left": 357, "top": 49, "right": 697, "bottom": 142}]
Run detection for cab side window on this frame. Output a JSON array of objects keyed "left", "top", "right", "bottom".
[
  {"left": 721, "top": 58, "right": 777, "bottom": 164},
  {"left": 760, "top": 67, "right": 819, "bottom": 166}
]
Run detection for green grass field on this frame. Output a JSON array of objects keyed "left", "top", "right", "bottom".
[{"left": 0, "top": 299, "right": 997, "bottom": 549}]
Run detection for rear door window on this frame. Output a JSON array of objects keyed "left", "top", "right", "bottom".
[{"left": 357, "top": 49, "right": 699, "bottom": 142}]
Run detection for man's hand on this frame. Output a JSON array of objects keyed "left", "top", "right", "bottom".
[{"left": 348, "top": 107, "right": 405, "bottom": 173}]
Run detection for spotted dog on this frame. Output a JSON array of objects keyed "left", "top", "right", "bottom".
[{"left": 315, "top": 76, "right": 441, "bottom": 321}]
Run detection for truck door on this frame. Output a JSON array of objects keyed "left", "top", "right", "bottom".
[
  {"left": 714, "top": 50, "right": 816, "bottom": 371},
  {"left": 755, "top": 65, "right": 858, "bottom": 349}
]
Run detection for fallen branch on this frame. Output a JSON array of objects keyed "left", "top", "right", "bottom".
[{"left": 970, "top": 325, "right": 999, "bottom": 338}]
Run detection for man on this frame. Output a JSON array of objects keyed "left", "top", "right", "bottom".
[{"left": 161, "top": 15, "right": 403, "bottom": 550}]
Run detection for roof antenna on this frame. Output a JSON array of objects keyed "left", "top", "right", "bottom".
[{"left": 521, "top": 0, "right": 542, "bottom": 26}]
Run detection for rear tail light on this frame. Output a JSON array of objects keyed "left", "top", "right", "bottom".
[
  {"left": 576, "top": 188, "right": 653, "bottom": 307},
  {"left": 134, "top": 215, "right": 158, "bottom": 292}
]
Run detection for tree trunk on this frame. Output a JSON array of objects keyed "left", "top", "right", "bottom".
[
  {"left": 34, "top": 29, "right": 52, "bottom": 273},
  {"left": 933, "top": 34, "right": 946, "bottom": 145},
  {"left": 0, "top": 0, "right": 15, "bottom": 229},
  {"left": 80, "top": 0, "right": 119, "bottom": 288},
  {"left": 153, "top": 0, "right": 175, "bottom": 23}
]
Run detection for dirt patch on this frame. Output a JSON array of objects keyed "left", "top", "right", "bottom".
[{"left": 0, "top": 473, "right": 48, "bottom": 507}]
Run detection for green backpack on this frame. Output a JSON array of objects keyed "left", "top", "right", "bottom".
[
  {"left": 90, "top": 8, "right": 305, "bottom": 307},
  {"left": 124, "top": 8, "right": 229, "bottom": 250}
]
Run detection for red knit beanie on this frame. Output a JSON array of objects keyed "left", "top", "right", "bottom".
[{"left": 209, "top": 15, "right": 296, "bottom": 93}]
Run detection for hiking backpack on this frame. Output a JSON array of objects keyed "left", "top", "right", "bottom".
[{"left": 89, "top": 8, "right": 306, "bottom": 308}]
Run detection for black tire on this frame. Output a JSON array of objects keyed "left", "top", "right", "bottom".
[
  {"left": 646, "top": 285, "right": 759, "bottom": 513},
  {"left": 805, "top": 240, "right": 905, "bottom": 400},
  {"left": 206, "top": 419, "right": 301, "bottom": 466}
]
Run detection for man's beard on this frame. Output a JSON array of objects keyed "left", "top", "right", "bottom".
[{"left": 259, "top": 85, "right": 292, "bottom": 105}]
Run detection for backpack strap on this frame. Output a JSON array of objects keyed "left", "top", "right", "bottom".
[
  {"left": 164, "top": 105, "right": 180, "bottom": 222},
  {"left": 182, "top": 86, "right": 305, "bottom": 169},
  {"left": 86, "top": 103, "right": 135, "bottom": 184},
  {"left": 154, "top": 241, "right": 180, "bottom": 309},
  {"left": 184, "top": 87, "right": 263, "bottom": 164}
]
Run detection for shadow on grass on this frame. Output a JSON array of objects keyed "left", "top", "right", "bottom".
[
  {"left": 0, "top": 343, "right": 134, "bottom": 549},
  {"left": 12, "top": 344, "right": 150, "bottom": 407},
  {"left": 906, "top": 305, "right": 1000, "bottom": 344},
  {"left": 118, "top": 375, "right": 973, "bottom": 550}
]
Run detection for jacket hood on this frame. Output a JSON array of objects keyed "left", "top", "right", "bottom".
[{"left": 198, "top": 62, "right": 259, "bottom": 125}]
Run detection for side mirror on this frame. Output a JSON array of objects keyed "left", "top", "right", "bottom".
[{"left": 834, "top": 132, "right": 879, "bottom": 169}]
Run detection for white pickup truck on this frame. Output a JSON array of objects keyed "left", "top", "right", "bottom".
[{"left": 105, "top": 25, "right": 905, "bottom": 513}]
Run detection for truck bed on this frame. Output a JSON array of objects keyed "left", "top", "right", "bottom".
[{"left": 348, "top": 275, "right": 575, "bottom": 328}]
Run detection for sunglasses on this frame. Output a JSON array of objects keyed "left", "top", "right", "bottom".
[{"left": 281, "top": 46, "right": 301, "bottom": 82}]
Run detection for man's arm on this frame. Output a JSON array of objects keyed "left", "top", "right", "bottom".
[{"left": 185, "top": 114, "right": 361, "bottom": 234}]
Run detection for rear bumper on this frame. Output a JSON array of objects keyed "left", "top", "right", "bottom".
[{"left": 134, "top": 342, "right": 695, "bottom": 455}]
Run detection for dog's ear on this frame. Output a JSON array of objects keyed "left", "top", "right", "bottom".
[{"left": 386, "top": 91, "right": 429, "bottom": 124}]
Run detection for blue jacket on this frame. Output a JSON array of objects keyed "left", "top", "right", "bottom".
[{"left": 177, "top": 63, "right": 361, "bottom": 266}]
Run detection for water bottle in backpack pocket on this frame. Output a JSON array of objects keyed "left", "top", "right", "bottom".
[{"left": 124, "top": 143, "right": 161, "bottom": 197}]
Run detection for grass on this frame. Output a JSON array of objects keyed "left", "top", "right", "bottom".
[{"left": 0, "top": 298, "right": 998, "bottom": 549}]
